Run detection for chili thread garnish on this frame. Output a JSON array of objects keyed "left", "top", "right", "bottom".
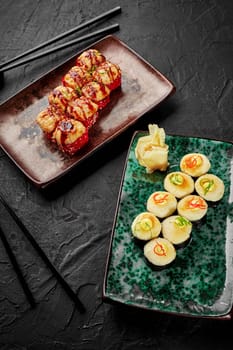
[
  {"left": 153, "top": 242, "right": 166, "bottom": 256},
  {"left": 187, "top": 197, "right": 207, "bottom": 209},
  {"left": 153, "top": 193, "right": 169, "bottom": 204},
  {"left": 185, "top": 155, "right": 202, "bottom": 168}
]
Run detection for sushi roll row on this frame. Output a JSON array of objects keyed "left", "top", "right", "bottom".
[
  {"left": 131, "top": 210, "right": 192, "bottom": 267},
  {"left": 36, "top": 49, "right": 121, "bottom": 155},
  {"left": 131, "top": 152, "right": 225, "bottom": 268}
]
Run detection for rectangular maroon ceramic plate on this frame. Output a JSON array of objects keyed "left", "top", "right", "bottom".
[{"left": 0, "top": 35, "right": 175, "bottom": 188}]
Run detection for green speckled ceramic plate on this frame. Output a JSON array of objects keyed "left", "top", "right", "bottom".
[{"left": 103, "top": 131, "right": 233, "bottom": 318}]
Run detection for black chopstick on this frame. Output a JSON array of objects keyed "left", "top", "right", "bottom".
[
  {"left": 0, "top": 23, "right": 119, "bottom": 73},
  {"left": 0, "top": 193, "right": 85, "bottom": 313},
  {"left": 0, "top": 6, "right": 121, "bottom": 70},
  {"left": 0, "top": 224, "right": 36, "bottom": 308}
]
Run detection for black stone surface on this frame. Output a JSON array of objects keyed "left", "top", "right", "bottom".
[{"left": 0, "top": 1, "right": 233, "bottom": 349}]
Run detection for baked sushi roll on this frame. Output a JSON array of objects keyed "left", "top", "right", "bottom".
[
  {"left": 92, "top": 61, "right": 122, "bottom": 91},
  {"left": 177, "top": 195, "right": 208, "bottom": 221},
  {"left": 67, "top": 96, "right": 99, "bottom": 128},
  {"left": 53, "top": 118, "right": 88, "bottom": 155},
  {"left": 36, "top": 107, "right": 61, "bottom": 141},
  {"left": 161, "top": 215, "right": 192, "bottom": 246},
  {"left": 180, "top": 153, "right": 211, "bottom": 177},
  {"left": 62, "top": 65, "right": 92, "bottom": 93},
  {"left": 164, "top": 171, "right": 194, "bottom": 198},
  {"left": 195, "top": 174, "right": 225, "bottom": 202},
  {"left": 48, "top": 85, "right": 77, "bottom": 112},
  {"left": 131, "top": 212, "right": 161, "bottom": 241},
  {"left": 144, "top": 237, "right": 176, "bottom": 268},
  {"left": 76, "top": 49, "right": 106, "bottom": 72},
  {"left": 147, "top": 191, "right": 177, "bottom": 218},
  {"left": 81, "top": 81, "right": 110, "bottom": 109}
]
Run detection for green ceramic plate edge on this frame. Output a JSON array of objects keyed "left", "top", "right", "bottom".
[{"left": 104, "top": 131, "right": 233, "bottom": 317}]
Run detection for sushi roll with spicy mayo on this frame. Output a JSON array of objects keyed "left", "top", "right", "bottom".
[
  {"left": 36, "top": 107, "right": 61, "bottom": 141},
  {"left": 53, "top": 118, "right": 88, "bottom": 155},
  {"left": 62, "top": 66, "right": 92, "bottom": 93},
  {"left": 177, "top": 195, "right": 208, "bottom": 221},
  {"left": 180, "top": 153, "right": 211, "bottom": 177},
  {"left": 66, "top": 96, "right": 99, "bottom": 129},
  {"left": 92, "top": 61, "right": 122, "bottom": 91},
  {"left": 147, "top": 191, "right": 177, "bottom": 219},
  {"left": 131, "top": 212, "right": 161, "bottom": 242},
  {"left": 76, "top": 49, "right": 106, "bottom": 72},
  {"left": 48, "top": 85, "right": 77, "bottom": 113},
  {"left": 81, "top": 81, "right": 111, "bottom": 109}
]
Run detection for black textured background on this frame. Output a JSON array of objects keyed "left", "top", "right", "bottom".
[{"left": 0, "top": 1, "right": 233, "bottom": 349}]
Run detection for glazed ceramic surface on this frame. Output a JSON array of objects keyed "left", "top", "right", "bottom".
[
  {"left": 104, "top": 131, "right": 233, "bottom": 318},
  {"left": 0, "top": 35, "right": 174, "bottom": 188}
]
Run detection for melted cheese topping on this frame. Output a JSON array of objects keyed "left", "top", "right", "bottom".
[
  {"left": 92, "top": 61, "right": 121, "bottom": 88},
  {"left": 36, "top": 108, "right": 60, "bottom": 133},
  {"left": 48, "top": 85, "right": 77, "bottom": 112},
  {"left": 54, "top": 119, "right": 86, "bottom": 146},
  {"left": 67, "top": 96, "right": 99, "bottom": 126},
  {"left": 62, "top": 66, "right": 91, "bottom": 91},
  {"left": 82, "top": 81, "right": 110, "bottom": 102},
  {"left": 76, "top": 49, "right": 106, "bottom": 71}
]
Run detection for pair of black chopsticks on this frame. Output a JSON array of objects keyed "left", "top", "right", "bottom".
[
  {"left": 0, "top": 6, "right": 121, "bottom": 74},
  {"left": 0, "top": 193, "right": 85, "bottom": 313}
]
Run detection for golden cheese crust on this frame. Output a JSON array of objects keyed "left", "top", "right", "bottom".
[
  {"left": 67, "top": 96, "right": 99, "bottom": 128},
  {"left": 62, "top": 66, "right": 92, "bottom": 92},
  {"left": 36, "top": 107, "right": 61, "bottom": 138},
  {"left": 48, "top": 85, "right": 77, "bottom": 112},
  {"left": 81, "top": 81, "right": 110, "bottom": 109},
  {"left": 92, "top": 61, "right": 121, "bottom": 90},
  {"left": 76, "top": 49, "right": 106, "bottom": 72},
  {"left": 53, "top": 118, "right": 88, "bottom": 155}
]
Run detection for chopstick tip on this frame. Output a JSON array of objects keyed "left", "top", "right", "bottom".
[{"left": 0, "top": 70, "right": 4, "bottom": 88}]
